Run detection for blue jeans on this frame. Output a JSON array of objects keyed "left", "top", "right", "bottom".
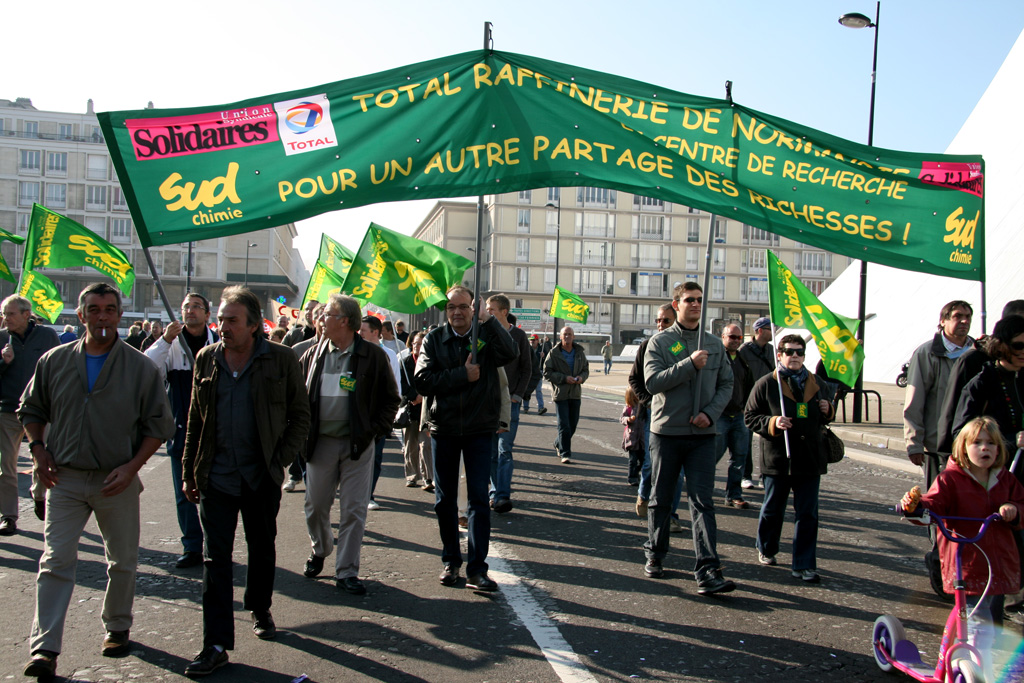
[
  {"left": 370, "top": 436, "right": 385, "bottom": 499},
  {"left": 532, "top": 384, "right": 545, "bottom": 411},
  {"left": 638, "top": 408, "right": 685, "bottom": 514},
  {"left": 169, "top": 434, "right": 203, "bottom": 554},
  {"left": 756, "top": 473, "right": 820, "bottom": 571},
  {"left": 644, "top": 433, "right": 720, "bottom": 579},
  {"left": 715, "top": 414, "right": 750, "bottom": 501},
  {"left": 432, "top": 433, "right": 492, "bottom": 576},
  {"left": 604, "top": 358, "right": 612, "bottom": 374},
  {"left": 554, "top": 399, "right": 581, "bottom": 458},
  {"left": 491, "top": 401, "right": 520, "bottom": 501}
]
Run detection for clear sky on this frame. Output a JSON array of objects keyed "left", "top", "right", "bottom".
[{"left": 9, "top": 0, "right": 1023, "bottom": 270}]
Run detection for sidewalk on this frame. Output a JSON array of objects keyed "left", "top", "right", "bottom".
[{"left": 583, "top": 363, "right": 916, "bottom": 473}]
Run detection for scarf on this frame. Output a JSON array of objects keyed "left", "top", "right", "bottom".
[{"left": 778, "top": 365, "right": 809, "bottom": 398}]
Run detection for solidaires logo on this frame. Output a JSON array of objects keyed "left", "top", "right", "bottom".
[{"left": 284, "top": 102, "right": 324, "bottom": 135}]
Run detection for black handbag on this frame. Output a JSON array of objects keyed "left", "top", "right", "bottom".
[
  {"left": 393, "top": 401, "right": 412, "bottom": 429},
  {"left": 821, "top": 424, "right": 845, "bottom": 464}
]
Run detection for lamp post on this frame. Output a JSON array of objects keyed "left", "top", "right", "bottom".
[
  {"left": 839, "top": 1, "right": 879, "bottom": 423},
  {"left": 545, "top": 199, "right": 561, "bottom": 337},
  {"left": 244, "top": 241, "right": 257, "bottom": 287}
]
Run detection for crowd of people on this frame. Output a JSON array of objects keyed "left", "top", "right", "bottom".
[{"left": 8, "top": 279, "right": 1024, "bottom": 680}]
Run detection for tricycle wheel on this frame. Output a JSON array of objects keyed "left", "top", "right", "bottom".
[{"left": 872, "top": 614, "right": 905, "bottom": 672}]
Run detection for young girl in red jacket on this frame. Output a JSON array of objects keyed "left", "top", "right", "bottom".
[
  {"left": 621, "top": 387, "right": 643, "bottom": 487},
  {"left": 903, "top": 416, "right": 1024, "bottom": 679}
]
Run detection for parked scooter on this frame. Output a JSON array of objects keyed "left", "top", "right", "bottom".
[{"left": 896, "top": 362, "right": 910, "bottom": 388}]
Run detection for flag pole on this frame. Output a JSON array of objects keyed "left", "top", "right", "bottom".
[
  {"left": 692, "top": 213, "right": 715, "bottom": 413},
  {"left": 765, "top": 249, "right": 791, "bottom": 459},
  {"left": 468, "top": 21, "right": 493, "bottom": 364},
  {"left": 142, "top": 245, "right": 179, "bottom": 323}
]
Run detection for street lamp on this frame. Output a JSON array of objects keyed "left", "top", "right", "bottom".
[
  {"left": 244, "top": 241, "right": 257, "bottom": 287},
  {"left": 545, "top": 199, "right": 561, "bottom": 337},
  {"left": 839, "top": 2, "right": 879, "bottom": 423}
]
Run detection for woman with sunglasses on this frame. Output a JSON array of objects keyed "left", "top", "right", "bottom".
[
  {"left": 953, "top": 315, "right": 1024, "bottom": 477},
  {"left": 744, "top": 333, "right": 834, "bottom": 583}
]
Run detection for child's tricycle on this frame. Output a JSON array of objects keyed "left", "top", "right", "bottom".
[{"left": 871, "top": 506, "right": 999, "bottom": 683}]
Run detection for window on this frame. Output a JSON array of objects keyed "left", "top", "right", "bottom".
[
  {"left": 686, "top": 246, "right": 699, "bottom": 270},
  {"left": 91, "top": 126, "right": 103, "bottom": 143},
  {"left": 742, "top": 224, "right": 779, "bottom": 245},
  {"left": 20, "top": 150, "right": 40, "bottom": 173},
  {"left": 514, "top": 267, "right": 529, "bottom": 290},
  {"left": 636, "top": 305, "right": 652, "bottom": 326},
  {"left": 547, "top": 187, "right": 560, "bottom": 203},
  {"left": 182, "top": 252, "right": 195, "bottom": 278},
  {"left": 518, "top": 190, "right": 532, "bottom": 203},
  {"left": 746, "top": 249, "right": 766, "bottom": 272},
  {"left": 23, "top": 121, "right": 39, "bottom": 138},
  {"left": 580, "top": 241, "right": 610, "bottom": 266},
  {"left": 577, "top": 187, "right": 616, "bottom": 208},
  {"left": 84, "top": 216, "right": 106, "bottom": 238},
  {"left": 517, "top": 209, "right": 531, "bottom": 233},
  {"left": 59, "top": 123, "right": 73, "bottom": 139},
  {"left": 577, "top": 269, "right": 606, "bottom": 294},
  {"left": 632, "top": 272, "right": 667, "bottom": 297},
  {"left": 805, "top": 279, "right": 826, "bottom": 296},
  {"left": 575, "top": 212, "right": 612, "bottom": 237},
  {"left": 620, "top": 305, "right": 635, "bottom": 324},
  {"left": 802, "top": 251, "right": 830, "bottom": 275},
  {"left": 516, "top": 238, "right": 530, "bottom": 262},
  {"left": 112, "top": 187, "right": 128, "bottom": 211},
  {"left": 546, "top": 208, "right": 560, "bottom": 235},
  {"left": 544, "top": 268, "right": 555, "bottom": 291},
  {"left": 87, "top": 155, "right": 107, "bottom": 180},
  {"left": 687, "top": 218, "right": 700, "bottom": 242},
  {"left": 746, "top": 277, "right": 768, "bottom": 301},
  {"left": 634, "top": 195, "right": 667, "bottom": 211},
  {"left": 687, "top": 206, "right": 700, "bottom": 214},
  {"left": 18, "top": 181, "right": 39, "bottom": 206},
  {"left": 632, "top": 243, "right": 669, "bottom": 269},
  {"left": 713, "top": 219, "right": 727, "bottom": 243},
  {"left": 111, "top": 218, "right": 132, "bottom": 242},
  {"left": 545, "top": 239, "right": 557, "bottom": 264},
  {"left": 45, "top": 184, "right": 66, "bottom": 209},
  {"left": 87, "top": 185, "right": 107, "bottom": 210},
  {"left": 712, "top": 248, "right": 726, "bottom": 272},
  {"left": 712, "top": 275, "right": 726, "bottom": 300},
  {"left": 633, "top": 214, "right": 669, "bottom": 241},
  {"left": 47, "top": 152, "right": 67, "bottom": 176},
  {"left": 17, "top": 214, "right": 30, "bottom": 235}
]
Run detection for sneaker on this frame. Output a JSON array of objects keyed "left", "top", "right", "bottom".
[
  {"left": 439, "top": 563, "right": 460, "bottom": 586},
  {"left": 337, "top": 576, "right": 367, "bottom": 595},
  {"left": 24, "top": 650, "right": 58, "bottom": 679},
  {"left": 741, "top": 478, "right": 755, "bottom": 489},
  {"left": 537, "top": 407, "right": 547, "bottom": 416},
  {"left": 726, "top": 498, "right": 749, "bottom": 509},
  {"left": 792, "top": 569, "right": 821, "bottom": 583},
  {"left": 458, "top": 516, "right": 468, "bottom": 529},
  {"left": 636, "top": 496, "right": 648, "bottom": 518},
  {"left": 175, "top": 551, "right": 204, "bottom": 569},
  {"left": 102, "top": 629, "right": 131, "bottom": 657},
  {"left": 421, "top": 481, "right": 434, "bottom": 493},
  {"left": 367, "top": 499, "right": 381, "bottom": 511},
  {"left": 560, "top": 455, "right": 571, "bottom": 464},
  {"left": 251, "top": 611, "right": 276, "bottom": 639},
  {"left": 644, "top": 558, "right": 664, "bottom": 578},
  {"left": 757, "top": 550, "right": 777, "bottom": 566},
  {"left": 522, "top": 406, "right": 530, "bottom": 414},
  {"left": 669, "top": 517, "right": 684, "bottom": 533},
  {"left": 0, "top": 517, "right": 17, "bottom": 536},
  {"left": 697, "top": 569, "right": 736, "bottom": 595},
  {"left": 405, "top": 479, "right": 418, "bottom": 488},
  {"left": 467, "top": 572, "right": 498, "bottom": 591},
  {"left": 627, "top": 477, "right": 639, "bottom": 486},
  {"left": 282, "top": 478, "right": 299, "bottom": 493},
  {"left": 304, "top": 553, "right": 325, "bottom": 578},
  {"left": 185, "top": 645, "right": 228, "bottom": 677}
]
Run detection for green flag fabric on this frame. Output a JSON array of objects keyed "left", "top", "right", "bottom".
[
  {"left": 18, "top": 269, "right": 63, "bottom": 323},
  {"left": 301, "top": 260, "right": 348, "bottom": 309},
  {"left": 550, "top": 286, "right": 590, "bottom": 325},
  {"left": 318, "top": 233, "right": 355, "bottom": 276},
  {"left": 340, "top": 223, "right": 473, "bottom": 314},
  {"left": 766, "top": 250, "right": 864, "bottom": 387},
  {"left": 98, "top": 50, "right": 984, "bottom": 281},
  {"left": 0, "top": 227, "right": 26, "bottom": 284},
  {"left": 24, "top": 205, "right": 136, "bottom": 296}
]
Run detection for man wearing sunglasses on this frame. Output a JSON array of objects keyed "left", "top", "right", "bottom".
[
  {"left": 717, "top": 324, "right": 753, "bottom": 510},
  {"left": 643, "top": 282, "right": 736, "bottom": 595}
]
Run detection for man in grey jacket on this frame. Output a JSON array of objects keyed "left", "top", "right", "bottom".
[
  {"left": 543, "top": 327, "right": 590, "bottom": 464},
  {"left": 643, "top": 282, "right": 736, "bottom": 595}
]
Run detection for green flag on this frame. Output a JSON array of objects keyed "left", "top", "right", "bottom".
[
  {"left": 766, "top": 250, "right": 864, "bottom": 386},
  {"left": 340, "top": 223, "right": 474, "bottom": 314},
  {"left": 24, "top": 204, "right": 135, "bottom": 296},
  {"left": 319, "top": 234, "right": 355, "bottom": 277},
  {"left": 18, "top": 269, "right": 63, "bottom": 323},
  {"left": 301, "top": 260, "right": 348, "bottom": 309},
  {"left": 0, "top": 227, "right": 26, "bottom": 284},
  {"left": 550, "top": 286, "right": 590, "bottom": 325}
]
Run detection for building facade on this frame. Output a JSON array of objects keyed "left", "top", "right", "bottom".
[
  {"left": 409, "top": 188, "right": 853, "bottom": 347},
  {"left": 0, "top": 97, "right": 309, "bottom": 328}
]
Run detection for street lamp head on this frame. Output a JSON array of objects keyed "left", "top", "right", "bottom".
[
  {"left": 838, "top": 12, "right": 875, "bottom": 29},
  {"left": 248, "top": 242, "right": 257, "bottom": 248},
  {"left": 545, "top": 201, "right": 558, "bottom": 209}
]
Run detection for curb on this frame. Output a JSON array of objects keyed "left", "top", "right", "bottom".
[{"left": 830, "top": 426, "right": 907, "bottom": 453}]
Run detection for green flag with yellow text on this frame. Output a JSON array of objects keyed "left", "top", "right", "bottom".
[
  {"left": 0, "top": 227, "right": 26, "bottom": 284},
  {"left": 18, "top": 269, "right": 63, "bottom": 323},
  {"left": 23, "top": 204, "right": 135, "bottom": 296},
  {"left": 319, "top": 234, "right": 355, "bottom": 277},
  {"left": 550, "top": 285, "right": 590, "bottom": 325},
  {"left": 766, "top": 250, "right": 863, "bottom": 386},
  {"left": 301, "top": 260, "right": 348, "bottom": 309},
  {"left": 339, "top": 223, "right": 474, "bottom": 314}
]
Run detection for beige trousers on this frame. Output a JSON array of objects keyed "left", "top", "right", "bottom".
[{"left": 0, "top": 412, "right": 23, "bottom": 520}]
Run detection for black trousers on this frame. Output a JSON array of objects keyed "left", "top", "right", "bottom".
[{"left": 200, "top": 476, "right": 281, "bottom": 649}]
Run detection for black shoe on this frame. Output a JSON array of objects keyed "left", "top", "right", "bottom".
[
  {"left": 537, "top": 407, "right": 547, "bottom": 416},
  {"left": 23, "top": 650, "right": 57, "bottom": 680},
  {"left": 185, "top": 645, "right": 228, "bottom": 677},
  {"left": 439, "top": 563, "right": 460, "bottom": 586},
  {"left": 34, "top": 500, "right": 45, "bottom": 521},
  {"left": 627, "top": 477, "right": 639, "bottom": 486},
  {"left": 644, "top": 558, "right": 664, "bottom": 578},
  {"left": 493, "top": 498, "right": 513, "bottom": 514},
  {"left": 304, "top": 553, "right": 325, "bottom": 578},
  {"left": 251, "top": 611, "right": 276, "bottom": 639},
  {"left": 522, "top": 406, "right": 530, "bottom": 414},
  {"left": 337, "top": 576, "right": 367, "bottom": 595},
  {"left": 0, "top": 517, "right": 17, "bottom": 536},
  {"left": 697, "top": 569, "right": 736, "bottom": 595},
  {"left": 175, "top": 551, "right": 204, "bottom": 569},
  {"left": 102, "top": 629, "right": 130, "bottom": 657},
  {"left": 467, "top": 572, "right": 498, "bottom": 591}
]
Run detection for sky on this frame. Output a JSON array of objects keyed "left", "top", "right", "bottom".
[{"left": 8, "top": 0, "right": 1024, "bottom": 271}]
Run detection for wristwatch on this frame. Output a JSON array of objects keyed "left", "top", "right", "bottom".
[{"left": 28, "top": 440, "right": 45, "bottom": 451}]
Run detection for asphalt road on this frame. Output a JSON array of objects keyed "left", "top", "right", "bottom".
[{"left": 1, "top": 384, "right": 1022, "bottom": 682}]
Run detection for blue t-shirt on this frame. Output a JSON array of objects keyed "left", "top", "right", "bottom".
[
  {"left": 85, "top": 351, "right": 109, "bottom": 392},
  {"left": 562, "top": 346, "right": 576, "bottom": 373}
]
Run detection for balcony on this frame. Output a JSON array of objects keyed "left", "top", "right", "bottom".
[
  {"left": 630, "top": 257, "right": 671, "bottom": 269},
  {"left": 2, "top": 129, "right": 105, "bottom": 144}
]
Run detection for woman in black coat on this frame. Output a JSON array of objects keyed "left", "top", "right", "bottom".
[{"left": 744, "top": 334, "right": 834, "bottom": 584}]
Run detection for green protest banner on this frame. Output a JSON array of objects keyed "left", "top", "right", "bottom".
[
  {"left": 319, "top": 233, "right": 355, "bottom": 276},
  {"left": 766, "top": 250, "right": 864, "bottom": 386},
  {"left": 301, "top": 260, "right": 347, "bottom": 309},
  {"left": 0, "top": 227, "right": 26, "bottom": 284},
  {"left": 550, "top": 286, "right": 590, "bottom": 325},
  {"left": 18, "top": 269, "right": 63, "bottom": 323},
  {"left": 24, "top": 204, "right": 136, "bottom": 296},
  {"left": 98, "top": 50, "right": 984, "bottom": 281},
  {"left": 340, "top": 223, "right": 473, "bottom": 314}
]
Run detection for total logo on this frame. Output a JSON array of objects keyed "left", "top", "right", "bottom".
[{"left": 274, "top": 94, "right": 338, "bottom": 156}]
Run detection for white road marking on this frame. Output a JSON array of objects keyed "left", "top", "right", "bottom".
[{"left": 488, "top": 544, "right": 599, "bottom": 683}]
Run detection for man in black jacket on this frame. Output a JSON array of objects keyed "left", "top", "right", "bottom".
[
  {"left": 414, "top": 286, "right": 517, "bottom": 591},
  {"left": 738, "top": 317, "right": 775, "bottom": 489}
]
